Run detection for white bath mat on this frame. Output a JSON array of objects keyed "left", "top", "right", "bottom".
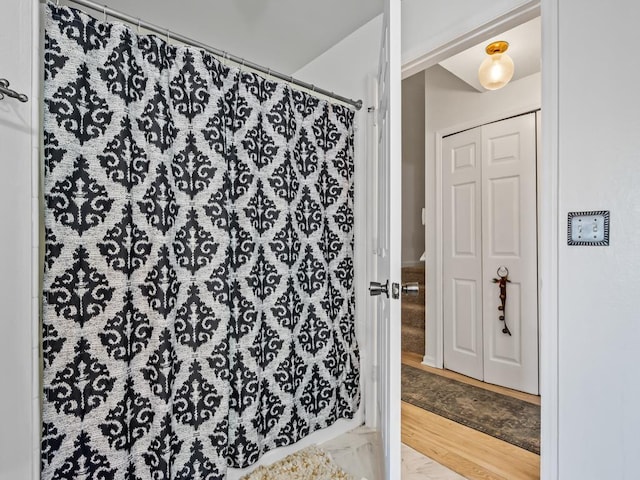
[{"left": 240, "top": 445, "right": 356, "bottom": 480}]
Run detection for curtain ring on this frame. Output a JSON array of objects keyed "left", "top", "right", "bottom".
[
  {"left": 103, "top": 4, "right": 107, "bottom": 21},
  {"left": 56, "top": 0, "right": 59, "bottom": 6},
  {"left": 312, "top": 85, "right": 316, "bottom": 92},
  {"left": 166, "top": 28, "right": 170, "bottom": 43},
  {"left": 137, "top": 18, "right": 141, "bottom": 34},
  {"left": 241, "top": 58, "right": 245, "bottom": 68}
]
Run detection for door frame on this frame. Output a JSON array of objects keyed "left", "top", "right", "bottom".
[{"left": 401, "top": 1, "right": 559, "bottom": 479}]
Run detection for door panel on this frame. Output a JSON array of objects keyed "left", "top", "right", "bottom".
[
  {"left": 0, "top": 0, "right": 37, "bottom": 476},
  {"left": 488, "top": 176, "right": 521, "bottom": 256},
  {"left": 453, "top": 182, "right": 478, "bottom": 256},
  {"left": 442, "top": 128, "right": 483, "bottom": 380},
  {"left": 482, "top": 113, "right": 538, "bottom": 394},
  {"left": 452, "top": 279, "right": 479, "bottom": 354},
  {"left": 373, "top": 0, "right": 401, "bottom": 477}
]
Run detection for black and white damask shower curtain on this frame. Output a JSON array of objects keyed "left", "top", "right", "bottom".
[{"left": 41, "top": 3, "right": 359, "bottom": 479}]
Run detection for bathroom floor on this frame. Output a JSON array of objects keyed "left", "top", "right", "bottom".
[{"left": 321, "top": 426, "right": 465, "bottom": 480}]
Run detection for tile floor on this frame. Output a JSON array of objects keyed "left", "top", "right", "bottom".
[
  {"left": 321, "top": 426, "right": 381, "bottom": 480},
  {"left": 321, "top": 426, "right": 465, "bottom": 480},
  {"left": 401, "top": 444, "right": 466, "bottom": 480}
]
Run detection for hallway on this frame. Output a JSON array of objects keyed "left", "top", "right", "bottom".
[
  {"left": 400, "top": 264, "right": 540, "bottom": 479},
  {"left": 400, "top": 353, "right": 540, "bottom": 479}
]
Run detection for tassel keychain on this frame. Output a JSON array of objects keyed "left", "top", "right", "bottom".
[{"left": 492, "top": 267, "right": 512, "bottom": 336}]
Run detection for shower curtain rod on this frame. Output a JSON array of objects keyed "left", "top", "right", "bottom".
[{"left": 59, "top": 0, "right": 363, "bottom": 111}]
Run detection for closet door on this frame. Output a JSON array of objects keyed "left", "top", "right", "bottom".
[
  {"left": 442, "top": 127, "right": 484, "bottom": 381},
  {"left": 481, "top": 113, "right": 538, "bottom": 395}
]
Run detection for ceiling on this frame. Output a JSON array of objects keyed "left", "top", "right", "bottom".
[
  {"left": 439, "top": 17, "right": 541, "bottom": 92},
  {"left": 73, "top": 0, "right": 384, "bottom": 75}
]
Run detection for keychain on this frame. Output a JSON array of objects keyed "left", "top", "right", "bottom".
[{"left": 492, "top": 266, "right": 512, "bottom": 336}]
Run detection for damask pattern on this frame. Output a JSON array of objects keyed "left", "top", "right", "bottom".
[{"left": 43, "top": 3, "right": 358, "bottom": 480}]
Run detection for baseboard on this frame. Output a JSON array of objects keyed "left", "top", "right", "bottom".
[
  {"left": 402, "top": 260, "right": 424, "bottom": 268},
  {"left": 422, "top": 353, "right": 439, "bottom": 368}
]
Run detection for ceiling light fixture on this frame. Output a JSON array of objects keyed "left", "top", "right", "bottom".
[{"left": 478, "top": 40, "right": 514, "bottom": 90}]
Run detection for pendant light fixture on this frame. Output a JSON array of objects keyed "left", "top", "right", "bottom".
[{"left": 478, "top": 41, "right": 514, "bottom": 90}]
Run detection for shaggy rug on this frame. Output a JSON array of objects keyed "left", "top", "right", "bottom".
[
  {"left": 241, "top": 445, "right": 355, "bottom": 480},
  {"left": 401, "top": 364, "right": 540, "bottom": 454}
]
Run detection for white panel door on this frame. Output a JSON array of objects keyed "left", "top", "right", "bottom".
[
  {"left": 482, "top": 113, "right": 538, "bottom": 394},
  {"left": 442, "top": 128, "right": 484, "bottom": 380},
  {"left": 371, "top": 0, "right": 401, "bottom": 477},
  {"left": 0, "top": 0, "right": 37, "bottom": 478}
]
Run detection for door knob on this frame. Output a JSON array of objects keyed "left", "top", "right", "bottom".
[
  {"left": 401, "top": 282, "right": 419, "bottom": 295},
  {"left": 369, "top": 280, "right": 389, "bottom": 297}
]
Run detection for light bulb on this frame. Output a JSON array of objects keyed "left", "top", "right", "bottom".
[{"left": 478, "top": 41, "right": 515, "bottom": 91}]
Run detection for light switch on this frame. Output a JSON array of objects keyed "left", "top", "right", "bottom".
[{"left": 567, "top": 211, "right": 609, "bottom": 246}]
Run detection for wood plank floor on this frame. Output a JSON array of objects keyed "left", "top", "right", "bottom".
[{"left": 401, "top": 352, "right": 540, "bottom": 480}]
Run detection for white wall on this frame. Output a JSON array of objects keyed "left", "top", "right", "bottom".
[
  {"left": 423, "top": 66, "right": 540, "bottom": 364},
  {"left": 0, "top": 1, "right": 38, "bottom": 479},
  {"left": 557, "top": 1, "right": 640, "bottom": 477},
  {"left": 425, "top": 67, "right": 541, "bottom": 133},
  {"left": 401, "top": 72, "right": 425, "bottom": 266}
]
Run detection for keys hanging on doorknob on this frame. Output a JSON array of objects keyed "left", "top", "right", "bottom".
[{"left": 492, "top": 266, "right": 512, "bottom": 336}]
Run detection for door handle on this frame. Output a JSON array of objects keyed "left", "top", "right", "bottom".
[
  {"left": 401, "top": 282, "right": 419, "bottom": 295},
  {"left": 0, "top": 78, "right": 29, "bottom": 103},
  {"left": 369, "top": 280, "right": 389, "bottom": 297}
]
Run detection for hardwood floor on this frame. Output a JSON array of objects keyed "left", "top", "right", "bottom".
[{"left": 401, "top": 352, "right": 540, "bottom": 480}]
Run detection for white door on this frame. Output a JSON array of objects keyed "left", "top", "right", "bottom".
[
  {"left": 442, "top": 113, "right": 538, "bottom": 394},
  {"left": 0, "top": 0, "right": 37, "bottom": 477},
  {"left": 482, "top": 114, "right": 538, "bottom": 395},
  {"left": 442, "top": 128, "right": 484, "bottom": 380},
  {"left": 370, "top": 0, "right": 401, "bottom": 477}
]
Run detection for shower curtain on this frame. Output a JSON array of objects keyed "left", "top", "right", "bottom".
[{"left": 41, "top": 3, "right": 359, "bottom": 479}]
